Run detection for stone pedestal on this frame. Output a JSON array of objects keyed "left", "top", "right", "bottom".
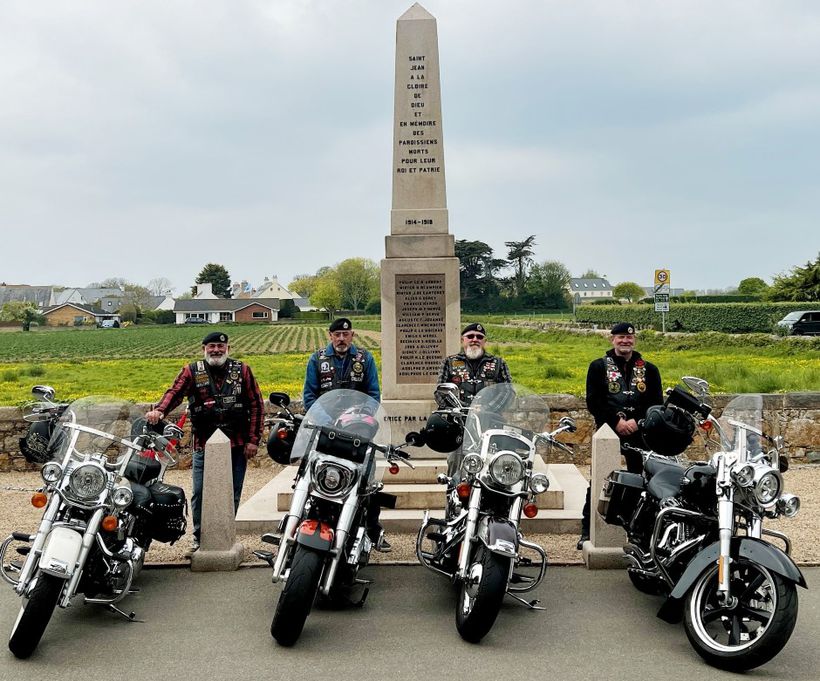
[
  {"left": 381, "top": 4, "right": 461, "bottom": 451},
  {"left": 191, "top": 429, "right": 244, "bottom": 572},
  {"left": 582, "top": 425, "right": 626, "bottom": 569}
]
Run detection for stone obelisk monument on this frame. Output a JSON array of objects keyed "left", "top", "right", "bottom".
[{"left": 380, "top": 3, "right": 461, "bottom": 448}]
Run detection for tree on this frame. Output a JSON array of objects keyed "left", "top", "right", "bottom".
[
  {"left": 767, "top": 254, "right": 820, "bottom": 301},
  {"left": 1, "top": 301, "right": 45, "bottom": 331},
  {"left": 455, "top": 239, "right": 505, "bottom": 300},
  {"left": 612, "top": 281, "right": 646, "bottom": 303},
  {"left": 336, "top": 258, "right": 379, "bottom": 311},
  {"left": 736, "top": 277, "right": 769, "bottom": 296},
  {"left": 147, "top": 277, "right": 174, "bottom": 296},
  {"left": 194, "top": 263, "right": 232, "bottom": 298},
  {"left": 288, "top": 274, "right": 317, "bottom": 297},
  {"left": 505, "top": 235, "right": 537, "bottom": 298},
  {"left": 524, "top": 260, "right": 571, "bottom": 308},
  {"left": 123, "top": 283, "right": 153, "bottom": 309},
  {"left": 580, "top": 269, "right": 601, "bottom": 278},
  {"left": 310, "top": 272, "right": 342, "bottom": 314}
]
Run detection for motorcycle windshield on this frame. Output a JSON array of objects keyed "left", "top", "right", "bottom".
[
  {"left": 290, "top": 390, "right": 392, "bottom": 481},
  {"left": 462, "top": 383, "right": 550, "bottom": 455},
  {"left": 48, "top": 396, "right": 146, "bottom": 467},
  {"left": 717, "top": 393, "right": 764, "bottom": 453}
]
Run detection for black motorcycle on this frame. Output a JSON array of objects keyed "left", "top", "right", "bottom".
[
  {"left": 417, "top": 382, "right": 576, "bottom": 642},
  {"left": 598, "top": 376, "right": 805, "bottom": 671},
  {"left": 2, "top": 387, "right": 188, "bottom": 658}
]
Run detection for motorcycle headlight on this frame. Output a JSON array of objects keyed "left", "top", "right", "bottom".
[
  {"left": 530, "top": 473, "right": 550, "bottom": 494},
  {"left": 68, "top": 464, "right": 108, "bottom": 500},
  {"left": 111, "top": 485, "right": 134, "bottom": 508},
  {"left": 313, "top": 461, "right": 354, "bottom": 497},
  {"left": 732, "top": 463, "right": 755, "bottom": 487},
  {"left": 41, "top": 462, "right": 63, "bottom": 484},
  {"left": 753, "top": 468, "right": 783, "bottom": 506},
  {"left": 488, "top": 452, "right": 524, "bottom": 487},
  {"left": 461, "top": 453, "right": 483, "bottom": 475},
  {"left": 776, "top": 493, "right": 800, "bottom": 518}
]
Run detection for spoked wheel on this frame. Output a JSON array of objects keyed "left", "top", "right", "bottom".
[
  {"left": 683, "top": 558, "right": 798, "bottom": 671},
  {"left": 455, "top": 545, "right": 510, "bottom": 643},
  {"left": 8, "top": 573, "right": 64, "bottom": 659},
  {"left": 270, "top": 546, "right": 324, "bottom": 647}
]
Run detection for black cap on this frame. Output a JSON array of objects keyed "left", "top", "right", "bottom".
[
  {"left": 329, "top": 318, "right": 353, "bottom": 332},
  {"left": 461, "top": 322, "right": 486, "bottom": 337},
  {"left": 610, "top": 322, "right": 635, "bottom": 335},
  {"left": 202, "top": 331, "right": 229, "bottom": 344}
]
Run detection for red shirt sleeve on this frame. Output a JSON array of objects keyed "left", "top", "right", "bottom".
[
  {"left": 156, "top": 365, "right": 194, "bottom": 415},
  {"left": 243, "top": 364, "right": 265, "bottom": 446}
]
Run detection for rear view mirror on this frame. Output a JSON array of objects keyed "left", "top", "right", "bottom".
[
  {"left": 559, "top": 416, "right": 577, "bottom": 433},
  {"left": 269, "top": 392, "right": 291, "bottom": 408},
  {"left": 31, "top": 385, "right": 56, "bottom": 402},
  {"left": 434, "top": 383, "right": 462, "bottom": 409}
]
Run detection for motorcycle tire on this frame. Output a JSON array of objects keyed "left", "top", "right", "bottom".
[
  {"left": 455, "top": 545, "right": 510, "bottom": 643},
  {"left": 683, "top": 558, "right": 798, "bottom": 671},
  {"left": 270, "top": 545, "right": 324, "bottom": 646},
  {"left": 8, "top": 573, "right": 63, "bottom": 659},
  {"left": 627, "top": 569, "right": 667, "bottom": 596}
]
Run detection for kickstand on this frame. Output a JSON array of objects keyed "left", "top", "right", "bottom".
[
  {"left": 108, "top": 604, "right": 143, "bottom": 622},
  {"left": 353, "top": 587, "right": 370, "bottom": 607},
  {"left": 507, "top": 591, "right": 546, "bottom": 610}
]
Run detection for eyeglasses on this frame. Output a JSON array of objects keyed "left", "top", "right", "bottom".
[{"left": 464, "top": 333, "right": 485, "bottom": 340}]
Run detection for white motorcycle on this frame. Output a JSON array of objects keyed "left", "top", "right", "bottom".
[{"left": 1, "top": 389, "right": 187, "bottom": 658}]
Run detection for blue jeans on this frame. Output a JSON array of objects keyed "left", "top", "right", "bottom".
[{"left": 191, "top": 446, "right": 247, "bottom": 540}]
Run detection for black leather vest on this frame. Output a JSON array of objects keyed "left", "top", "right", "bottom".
[{"left": 187, "top": 359, "right": 246, "bottom": 438}]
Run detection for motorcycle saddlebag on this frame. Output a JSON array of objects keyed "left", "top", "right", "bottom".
[
  {"left": 147, "top": 482, "right": 187, "bottom": 544},
  {"left": 597, "top": 470, "right": 644, "bottom": 526}
]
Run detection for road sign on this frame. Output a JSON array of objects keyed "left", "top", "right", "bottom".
[
  {"left": 654, "top": 293, "right": 670, "bottom": 312},
  {"left": 654, "top": 269, "right": 671, "bottom": 295}
]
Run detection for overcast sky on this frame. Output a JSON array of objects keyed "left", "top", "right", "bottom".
[{"left": 1, "top": 0, "right": 818, "bottom": 295}]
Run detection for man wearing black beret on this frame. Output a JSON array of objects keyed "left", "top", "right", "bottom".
[
  {"left": 578, "top": 322, "right": 663, "bottom": 548},
  {"left": 303, "top": 317, "right": 380, "bottom": 411},
  {"left": 146, "top": 330, "right": 264, "bottom": 552}
]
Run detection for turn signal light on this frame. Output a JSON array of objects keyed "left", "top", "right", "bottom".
[
  {"left": 523, "top": 502, "right": 538, "bottom": 518},
  {"left": 456, "top": 482, "right": 471, "bottom": 500},
  {"left": 389, "top": 463, "right": 400, "bottom": 475},
  {"left": 277, "top": 428, "right": 289, "bottom": 440},
  {"left": 31, "top": 492, "right": 48, "bottom": 508},
  {"left": 700, "top": 421, "right": 713, "bottom": 431},
  {"left": 102, "top": 515, "right": 119, "bottom": 532}
]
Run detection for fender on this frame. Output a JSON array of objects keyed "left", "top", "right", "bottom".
[
  {"left": 39, "top": 526, "right": 82, "bottom": 579},
  {"left": 657, "top": 537, "right": 807, "bottom": 623},
  {"left": 295, "top": 519, "right": 335, "bottom": 552},
  {"left": 475, "top": 516, "right": 518, "bottom": 558}
]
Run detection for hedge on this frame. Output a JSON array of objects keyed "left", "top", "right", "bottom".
[{"left": 575, "top": 302, "right": 815, "bottom": 333}]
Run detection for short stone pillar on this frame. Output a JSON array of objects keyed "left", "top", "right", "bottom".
[
  {"left": 191, "top": 429, "right": 244, "bottom": 571},
  {"left": 582, "top": 424, "right": 626, "bottom": 569}
]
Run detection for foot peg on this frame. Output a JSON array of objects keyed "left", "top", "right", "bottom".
[
  {"left": 253, "top": 550, "right": 275, "bottom": 567},
  {"left": 261, "top": 533, "right": 281, "bottom": 546}
]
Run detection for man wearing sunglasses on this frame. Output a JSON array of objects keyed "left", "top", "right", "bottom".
[{"left": 437, "top": 322, "right": 511, "bottom": 405}]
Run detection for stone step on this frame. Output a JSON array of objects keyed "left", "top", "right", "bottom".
[{"left": 235, "top": 463, "right": 588, "bottom": 535}]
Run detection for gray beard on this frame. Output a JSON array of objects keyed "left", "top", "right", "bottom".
[
  {"left": 464, "top": 346, "right": 484, "bottom": 361},
  {"left": 205, "top": 354, "right": 228, "bottom": 368}
]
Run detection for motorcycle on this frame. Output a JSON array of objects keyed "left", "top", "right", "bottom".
[
  {"left": 254, "top": 389, "right": 419, "bottom": 646},
  {"left": 416, "top": 382, "right": 576, "bottom": 643},
  {"left": 598, "top": 376, "right": 805, "bottom": 671},
  {"left": 1, "top": 387, "right": 188, "bottom": 658}
]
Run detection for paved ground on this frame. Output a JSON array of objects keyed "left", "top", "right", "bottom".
[{"left": 0, "top": 566, "right": 817, "bottom": 680}]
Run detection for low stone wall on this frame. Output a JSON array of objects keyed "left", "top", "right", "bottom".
[{"left": 1, "top": 393, "right": 818, "bottom": 472}]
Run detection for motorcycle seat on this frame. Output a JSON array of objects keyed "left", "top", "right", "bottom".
[
  {"left": 644, "top": 456, "right": 684, "bottom": 479},
  {"left": 646, "top": 466, "right": 686, "bottom": 500}
]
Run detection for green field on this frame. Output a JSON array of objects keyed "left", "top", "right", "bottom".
[{"left": 0, "top": 323, "right": 817, "bottom": 405}]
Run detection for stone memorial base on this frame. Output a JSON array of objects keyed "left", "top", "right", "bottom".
[{"left": 191, "top": 543, "right": 245, "bottom": 572}]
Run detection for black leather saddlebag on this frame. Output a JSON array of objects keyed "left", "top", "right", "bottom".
[
  {"left": 147, "top": 482, "right": 187, "bottom": 543},
  {"left": 597, "top": 470, "right": 644, "bottom": 527}
]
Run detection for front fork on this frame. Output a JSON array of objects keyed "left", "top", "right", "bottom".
[
  {"left": 271, "top": 475, "right": 310, "bottom": 582},
  {"left": 717, "top": 496, "right": 735, "bottom": 607},
  {"left": 14, "top": 495, "right": 61, "bottom": 595},
  {"left": 457, "top": 487, "right": 481, "bottom": 580}
]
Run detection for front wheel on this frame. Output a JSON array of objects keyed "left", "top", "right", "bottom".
[
  {"left": 270, "top": 545, "right": 324, "bottom": 646},
  {"left": 683, "top": 558, "right": 798, "bottom": 671},
  {"left": 455, "top": 545, "right": 510, "bottom": 643},
  {"left": 8, "top": 573, "right": 64, "bottom": 659}
]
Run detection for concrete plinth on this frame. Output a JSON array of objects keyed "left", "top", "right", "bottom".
[{"left": 191, "top": 429, "right": 244, "bottom": 572}]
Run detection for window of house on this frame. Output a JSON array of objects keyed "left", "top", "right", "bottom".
[
  {"left": 220, "top": 312, "right": 232, "bottom": 321},
  {"left": 252, "top": 311, "right": 268, "bottom": 319}
]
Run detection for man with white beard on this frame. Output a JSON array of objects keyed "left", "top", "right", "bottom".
[
  {"left": 437, "top": 323, "right": 512, "bottom": 476},
  {"left": 146, "top": 331, "right": 264, "bottom": 551}
]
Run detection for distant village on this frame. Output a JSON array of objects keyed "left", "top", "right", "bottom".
[{"left": 0, "top": 277, "right": 314, "bottom": 327}]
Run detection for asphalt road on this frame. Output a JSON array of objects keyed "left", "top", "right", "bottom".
[{"left": 0, "top": 566, "right": 817, "bottom": 681}]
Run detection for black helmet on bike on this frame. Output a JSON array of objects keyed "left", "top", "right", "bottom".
[
  {"left": 267, "top": 421, "right": 296, "bottom": 464},
  {"left": 421, "top": 412, "right": 464, "bottom": 453},
  {"left": 640, "top": 404, "right": 696, "bottom": 456}
]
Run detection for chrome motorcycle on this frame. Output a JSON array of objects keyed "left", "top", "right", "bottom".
[
  {"left": 598, "top": 377, "right": 805, "bottom": 671},
  {"left": 255, "top": 389, "right": 418, "bottom": 646},
  {"left": 1, "top": 388, "right": 187, "bottom": 658},
  {"left": 416, "top": 382, "right": 576, "bottom": 643}
]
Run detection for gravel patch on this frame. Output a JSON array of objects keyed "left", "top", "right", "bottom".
[{"left": 2, "top": 464, "right": 818, "bottom": 567}]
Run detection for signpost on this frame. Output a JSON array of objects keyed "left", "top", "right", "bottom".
[{"left": 654, "top": 269, "right": 670, "bottom": 332}]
